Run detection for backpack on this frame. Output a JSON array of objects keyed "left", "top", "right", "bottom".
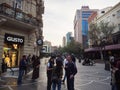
[{"left": 52, "top": 67, "right": 59, "bottom": 83}]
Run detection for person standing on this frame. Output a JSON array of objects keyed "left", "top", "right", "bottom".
[
  {"left": 111, "top": 64, "right": 117, "bottom": 90},
  {"left": 17, "top": 55, "right": 27, "bottom": 85},
  {"left": 65, "top": 55, "right": 77, "bottom": 90},
  {"left": 62, "top": 55, "right": 68, "bottom": 84},
  {"left": 52, "top": 60, "right": 63, "bottom": 90},
  {"left": 71, "top": 54, "right": 76, "bottom": 64},
  {"left": 115, "top": 61, "right": 120, "bottom": 90},
  {"left": 47, "top": 56, "right": 55, "bottom": 90},
  {"left": 32, "top": 56, "right": 40, "bottom": 81}
]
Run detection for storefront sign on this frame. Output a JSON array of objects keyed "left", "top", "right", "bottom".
[
  {"left": 36, "top": 39, "right": 43, "bottom": 46},
  {"left": 4, "top": 33, "right": 24, "bottom": 45}
]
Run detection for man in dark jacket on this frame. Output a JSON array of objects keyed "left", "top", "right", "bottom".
[
  {"left": 17, "top": 55, "right": 27, "bottom": 85},
  {"left": 65, "top": 55, "right": 77, "bottom": 90}
]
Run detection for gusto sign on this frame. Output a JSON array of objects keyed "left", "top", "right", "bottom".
[{"left": 4, "top": 33, "right": 24, "bottom": 45}]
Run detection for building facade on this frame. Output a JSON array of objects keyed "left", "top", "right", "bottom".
[
  {"left": 0, "top": 0, "right": 44, "bottom": 69},
  {"left": 74, "top": 6, "right": 98, "bottom": 48},
  {"left": 85, "top": 2, "right": 120, "bottom": 59},
  {"left": 96, "top": 2, "right": 120, "bottom": 33}
]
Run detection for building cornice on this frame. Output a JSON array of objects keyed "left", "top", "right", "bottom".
[{"left": 97, "top": 2, "right": 120, "bottom": 20}]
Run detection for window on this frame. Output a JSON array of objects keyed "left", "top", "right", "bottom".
[
  {"left": 12, "top": 0, "right": 22, "bottom": 9},
  {"left": 119, "top": 24, "right": 120, "bottom": 31},
  {"left": 117, "top": 10, "right": 120, "bottom": 18}
]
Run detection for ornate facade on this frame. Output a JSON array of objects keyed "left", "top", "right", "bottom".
[{"left": 0, "top": 0, "right": 44, "bottom": 70}]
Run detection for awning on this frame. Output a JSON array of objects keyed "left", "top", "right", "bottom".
[
  {"left": 85, "top": 44, "right": 120, "bottom": 52},
  {"left": 105, "top": 44, "right": 120, "bottom": 50},
  {"left": 85, "top": 47, "right": 100, "bottom": 52}
]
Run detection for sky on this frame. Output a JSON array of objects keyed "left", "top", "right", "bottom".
[{"left": 43, "top": 0, "right": 120, "bottom": 46}]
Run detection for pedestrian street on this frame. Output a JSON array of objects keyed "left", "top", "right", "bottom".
[{"left": 0, "top": 58, "right": 111, "bottom": 90}]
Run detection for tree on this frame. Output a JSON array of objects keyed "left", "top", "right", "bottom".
[
  {"left": 58, "top": 40, "right": 83, "bottom": 57},
  {"left": 88, "top": 23, "right": 100, "bottom": 46},
  {"left": 98, "top": 21, "right": 116, "bottom": 45},
  {"left": 98, "top": 21, "right": 115, "bottom": 71}
]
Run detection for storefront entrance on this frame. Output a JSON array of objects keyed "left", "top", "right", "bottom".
[
  {"left": 2, "top": 33, "right": 24, "bottom": 68},
  {"left": 3, "top": 44, "right": 18, "bottom": 67}
]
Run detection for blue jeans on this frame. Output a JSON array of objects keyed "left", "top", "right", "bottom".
[
  {"left": 112, "top": 84, "right": 117, "bottom": 90},
  {"left": 52, "top": 80, "right": 61, "bottom": 90},
  {"left": 17, "top": 69, "right": 25, "bottom": 84}
]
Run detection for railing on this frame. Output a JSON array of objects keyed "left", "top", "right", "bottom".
[{"left": 0, "top": 3, "right": 39, "bottom": 26}]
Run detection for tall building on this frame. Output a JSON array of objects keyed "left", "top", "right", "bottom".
[
  {"left": 88, "top": 11, "right": 98, "bottom": 47},
  {"left": 62, "top": 36, "right": 66, "bottom": 47},
  {"left": 66, "top": 32, "right": 72, "bottom": 45},
  {"left": 0, "top": 0, "right": 44, "bottom": 69},
  {"left": 74, "top": 6, "right": 98, "bottom": 48}
]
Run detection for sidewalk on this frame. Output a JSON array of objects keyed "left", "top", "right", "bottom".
[{"left": 0, "top": 68, "right": 33, "bottom": 86}]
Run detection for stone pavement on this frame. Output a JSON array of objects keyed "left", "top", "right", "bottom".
[{"left": 0, "top": 58, "right": 111, "bottom": 90}]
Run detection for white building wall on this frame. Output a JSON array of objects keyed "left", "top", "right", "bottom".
[{"left": 96, "top": 2, "right": 120, "bottom": 33}]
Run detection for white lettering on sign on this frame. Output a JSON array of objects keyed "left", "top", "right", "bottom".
[{"left": 7, "top": 36, "right": 23, "bottom": 43}]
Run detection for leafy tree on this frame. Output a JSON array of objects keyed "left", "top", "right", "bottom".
[
  {"left": 88, "top": 23, "right": 100, "bottom": 46},
  {"left": 98, "top": 21, "right": 116, "bottom": 45},
  {"left": 58, "top": 40, "right": 83, "bottom": 57},
  {"left": 88, "top": 21, "right": 116, "bottom": 61}
]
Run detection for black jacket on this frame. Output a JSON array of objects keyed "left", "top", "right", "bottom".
[{"left": 66, "top": 62, "right": 77, "bottom": 77}]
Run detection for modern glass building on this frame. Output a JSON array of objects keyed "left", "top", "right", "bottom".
[
  {"left": 66, "top": 32, "right": 72, "bottom": 45},
  {"left": 74, "top": 6, "right": 98, "bottom": 48}
]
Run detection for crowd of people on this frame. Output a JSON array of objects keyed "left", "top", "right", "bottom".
[
  {"left": 17, "top": 54, "right": 40, "bottom": 85},
  {"left": 47, "top": 54, "right": 77, "bottom": 90},
  {"left": 2, "top": 51, "right": 120, "bottom": 90}
]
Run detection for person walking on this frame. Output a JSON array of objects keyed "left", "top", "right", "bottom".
[
  {"left": 52, "top": 60, "right": 63, "bottom": 90},
  {"left": 62, "top": 55, "right": 68, "bottom": 84},
  {"left": 47, "top": 56, "right": 55, "bottom": 90},
  {"left": 65, "top": 55, "right": 77, "bottom": 90},
  {"left": 17, "top": 55, "right": 27, "bottom": 85},
  {"left": 31, "top": 56, "right": 40, "bottom": 81}
]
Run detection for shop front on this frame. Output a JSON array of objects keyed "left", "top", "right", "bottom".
[{"left": 2, "top": 33, "right": 24, "bottom": 68}]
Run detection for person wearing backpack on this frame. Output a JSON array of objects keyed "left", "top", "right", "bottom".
[
  {"left": 52, "top": 60, "right": 63, "bottom": 90},
  {"left": 65, "top": 55, "right": 77, "bottom": 90}
]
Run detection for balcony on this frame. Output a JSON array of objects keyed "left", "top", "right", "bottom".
[{"left": 0, "top": 3, "right": 40, "bottom": 30}]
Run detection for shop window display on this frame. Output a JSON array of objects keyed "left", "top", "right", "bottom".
[{"left": 2, "top": 44, "right": 18, "bottom": 68}]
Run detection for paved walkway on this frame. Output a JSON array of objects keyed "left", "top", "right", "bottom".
[{"left": 0, "top": 58, "right": 111, "bottom": 90}]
